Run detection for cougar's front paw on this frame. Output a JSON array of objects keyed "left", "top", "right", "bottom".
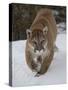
[{"left": 34, "top": 73, "right": 41, "bottom": 77}]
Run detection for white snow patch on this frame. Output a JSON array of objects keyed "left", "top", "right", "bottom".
[
  {"left": 57, "top": 22, "right": 66, "bottom": 34},
  {"left": 12, "top": 33, "right": 66, "bottom": 87}
]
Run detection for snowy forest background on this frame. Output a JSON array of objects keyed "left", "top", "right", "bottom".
[{"left": 9, "top": 3, "right": 66, "bottom": 41}]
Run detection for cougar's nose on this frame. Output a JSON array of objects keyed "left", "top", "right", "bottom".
[
  {"left": 37, "top": 46, "right": 44, "bottom": 52},
  {"left": 37, "top": 45, "right": 42, "bottom": 51},
  {"left": 38, "top": 48, "right": 41, "bottom": 52}
]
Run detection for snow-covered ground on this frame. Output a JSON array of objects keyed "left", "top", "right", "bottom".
[{"left": 12, "top": 23, "right": 66, "bottom": 87}]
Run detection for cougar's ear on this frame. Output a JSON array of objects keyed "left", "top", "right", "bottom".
[
  {"left": 26, "top": 29, "right": 32, "bottom": 39},
  {"left": 43, "top": 26, "right": 48, "bottom": 34}
]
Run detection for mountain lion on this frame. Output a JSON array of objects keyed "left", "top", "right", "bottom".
[{"left": 25, "top": 9, "right": 57, "bottom": 76}]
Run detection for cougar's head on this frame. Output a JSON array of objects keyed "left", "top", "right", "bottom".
[{"left": 26, "top": 26, "right": 48, "bottom": 54}]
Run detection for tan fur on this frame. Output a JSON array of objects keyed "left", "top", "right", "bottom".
[{"left": 25, "top": 9, "right": 57, "bottom": 76}]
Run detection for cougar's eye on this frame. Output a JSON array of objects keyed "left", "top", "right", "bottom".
[
  {"left": 33, "top": 41, "right": 37, "bottom": 45},
  {"left": 32, "top": 40, "right": 37, "bottom": 45},
  {"left": 41, "top": 39, "right": 45, "bottom": 44}
]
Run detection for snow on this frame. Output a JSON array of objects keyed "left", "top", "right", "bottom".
[
  {"left": 12, "top": 27, "right": 66, "bottom": 86},
  {"left": 57, "top": 22, "right": 66, "bottom": 34}
]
